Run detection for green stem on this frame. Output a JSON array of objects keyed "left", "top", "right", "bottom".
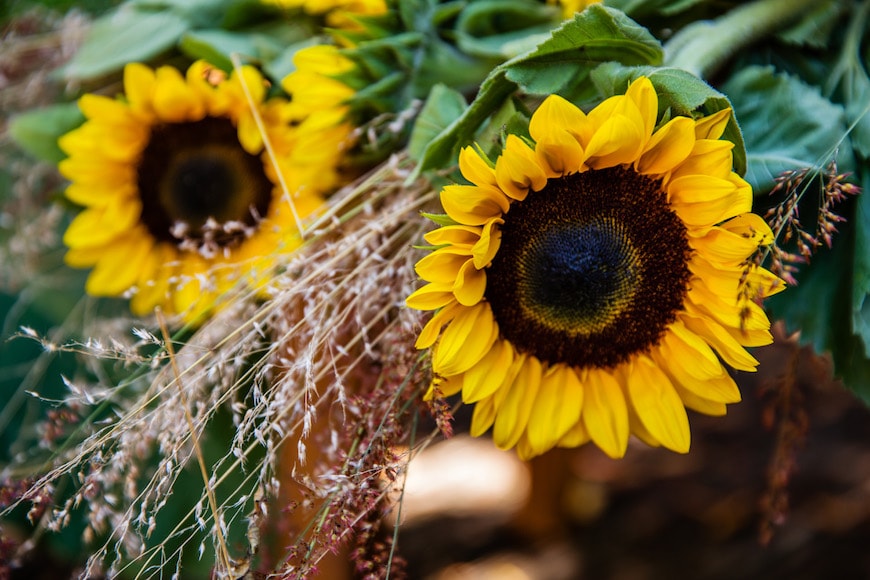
[{"left": 664, "top": 0, "right": 818, "bottom": 79}]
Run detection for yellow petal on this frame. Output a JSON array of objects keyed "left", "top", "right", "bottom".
[
  {"left": 669, "top": 139, "right": 734, "bottom": 182},
  {"left": 720, "top": 213, "right": 774, "bottom": 245},
  {"left": 694, "top": 108, "right": 731, "bottom": 140},
  {"left": 495, "top": 135, "right": 548, "bottom": 201},
  {"left": 664, "top": 320, "right": 726, "bottom": 379},
  {"left": 462, "top": 338, "right": 515, "bottom": 403},
  {"left": 471, "top": 218, "right": 502, "bottom": 269},
  {"left": 415, "top": 302, "right": 462, "bottom": 349},
  {"left": 440, "top": 185, "right": 510, "bottom": 226},
  {"left": 582, "top": 366, "right": 629, "bottom": 459},
  {"left": 153, "top": 66, "right": 205, "bottom": 122},
  {"left": 458, "top": 145, "right": 498, "bottom": 189},
  {"left": 237, "top": 113, "right": 264, "bottom": 155},
  {"left": 433, "top": 302, "right": 498, "bottom": 376},
  {"left": 583, "top": 114, "right": 645, "bottom": 169},
  {"left": 470, "top": 396, "right": 497, "bottom": 437},
  {"left": 130, "top": 243, "right": 176, "bottom": 315},
  {"left": 123, "top": 62, "right": 156, "bottom": 116},
  {"left": 492, "top": 356, "right": 542, "bottom": 450},
  {"left": 424, "top": 224, "right": 480, "bottom": 247},
  {"left": 529, "top": 94, "right": 589, "bottom": 145},
  {"left": 653, "top": 343, "right": 742, "bottom": 404},
  {"left": 453, "top": 259, "right": 486, "bottom": 306},
  {"left": 63, "top": 197, "right": 142, "bottom": 248},
  {"left": 668, "top": 174, "right": 737, "bottom": 204},
  {"left": 535, "top": 130, "right": 585, "bottom": 177},
  {"left": 64, "top": 245, "right": 104, "bottom": 268},
  {"left": 85, "top": 232, "right": 154, "bottom": 296},
  {"left": 672, "top": 384, "right": 728, "bottom": 416},
  {"left": 626, "top": 356, "right": 691, "bottom": 453},
  {"left": 556, "top": 418, "right": 590, "bottom": 448},
  {"left": 406, "top": 281, "right": 456, "bottom": 311},
  {"left": 681, "top": 309, "right": 761, "bottom": 371},
  {"left": 526, "top": 364, "right": 584, "bottom": 456},
  {"left": 415, "top": 248, "right": 471, "bottom": 283},
  {"left": 625, "top": 77, "right": 658, "bottom": 139},
  {"left": 636, "top": 116, "right": 695, "bottom": 175}
]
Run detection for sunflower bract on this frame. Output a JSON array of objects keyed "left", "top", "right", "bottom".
[{"left": 407, "top": 77, "right": 784, "bottom": 460}]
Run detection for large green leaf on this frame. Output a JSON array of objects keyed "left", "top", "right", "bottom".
[
  {"left": 767, "top": 189, "right": 870, "bottom": 404},
  {"left": 61, "top": 6, "right": 190, "bottom": 80},
  {"left": 723, "top": 65, "right": 854, "bottom": 195},
  {"left": 503, "top": 4, "right": 662, "bottom": 95},
  {"left": 850, "top": 172, "right": 870, "bottom": 360}
]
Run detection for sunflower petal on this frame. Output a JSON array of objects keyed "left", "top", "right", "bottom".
[
  {"left": 440, "top": 185, "right": 510, "bottom": 226},
  {"left": 627, "top": 356, "right": 691, "bottom": 453},
  {"left": 433, "top": 303, "right": 498, "bottom": 376},
  {"left": 492, "top": 356, "right": 542, "bottom": 450},
  {"left": 526, "top": 364, "right": 584, "bottom": 456},
  {"left": 495, "top": 135, "right": 548, "bottom": 201},
  {"left": 582, "top": 367, "right": 629, "bottom": 459}
]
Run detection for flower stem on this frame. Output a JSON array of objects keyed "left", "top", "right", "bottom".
[{"left": 664, "top": 0, "right": 819, "bottom": 79}]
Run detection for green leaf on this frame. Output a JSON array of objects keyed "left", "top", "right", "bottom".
[
  {"left": 503, "top": 4, "right": 662, "bottom": 95},
  {"left": 776, "top": 0, "right": 844, "bottom": 48},
  {"left": 851, "top": 172, "right": 870, "bottom": 360},
  {"left": 408, "top": 84, "right": 468, "bottom": 162},
  {"left": 8, "top": 104, "right": 85, "bottom": 164},
  {"left": 454, "top": 0, "right": 558, "bottom": 59},
  {"left": 767, "top": 187, "right": 870, "bottom": 404},
  {"left": 723, "top": 65, "right": 854, "bottom": 195},
  {"left": 61, "top": 6, "right": 190, "bottom": 80},
  {"left": 590, "top": 63, "right": 746, "bottom": 176}
]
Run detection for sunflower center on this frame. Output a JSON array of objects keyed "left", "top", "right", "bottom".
[
  {"left": 521, "top": 218, "right": 639, "bottom": 334},
  {"left": 485, "top": 166, "right": 692, "bottom": 369},
  {"left": 137, "top": 117, "right": 273, "bottom": 248}
]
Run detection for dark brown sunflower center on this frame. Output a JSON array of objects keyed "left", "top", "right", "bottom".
[
  {"left": 137, "top": 117, "right": 273, "bottom": 249},
  {"left": 485, "top": 166, "right": 692, "bottom": 369}
]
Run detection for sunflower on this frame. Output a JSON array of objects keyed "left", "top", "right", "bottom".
[
  {"left": 550, "top": 0, "right": 601, "bottom": 18},
  {"left": 59, "top": 61, "right": 334, "bottom": 321},
  {"left": 264, "top": 0, "right": 387, "bottom": 29},
  {"left": 407, "top": 77, "right": 784, "bottom": 460}
]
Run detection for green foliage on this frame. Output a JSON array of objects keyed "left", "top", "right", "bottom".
[
  {"left": 59, "top": 0, "right": 312, "bottom": 81},
  {"left": 408, "top": 84, "right": 468, "bottom": 162},
  {"left": 60, "top": 6, "right": 190, "bottom": 79},
  {"left": 8, "top": 104, "right": 85, "bottom": 164},
  {"left": 724, "top": 66, "right": 854, "bottom": 195}
]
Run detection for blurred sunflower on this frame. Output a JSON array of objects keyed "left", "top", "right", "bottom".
[
  {"left": 407, "top": 77, "right": 784, "bottom": 460},
  {"left": 281, "top": 44, "right": 358, "bottom": 167},
  {"left": 552, "top": 0, "right": 601, "bottom": 18},
  {"left": 59, "top": 61, "right": 330, "bottom": 322},
  {"left": 265, "top": 0, "right": 387, "bottom": 29}
]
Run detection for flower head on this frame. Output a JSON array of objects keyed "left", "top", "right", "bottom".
[
  {"left": 59, "top": 61, "right": 333, "bottom": 321},
  {"left": 265, "top": 0, "right": 387, "bottom": 29},
  {"left": 407, "top": 77, "right": 784, "bottom": 460}
]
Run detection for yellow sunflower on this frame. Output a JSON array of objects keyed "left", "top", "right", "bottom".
[
  {"left": 551, "top": 0, "right": 601, "bottom": 18},
  {"left": 407, "top": 77, "right": 784, "bottom": 460},
  {"left": 281, "top": 44, "right": 357, "bottom": 164},
  {"left": 265, "top": 0, "right": 387, "bottom": 29},
  {"left": 59, "top": 61, "right": 334, "bottom": 322}
]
